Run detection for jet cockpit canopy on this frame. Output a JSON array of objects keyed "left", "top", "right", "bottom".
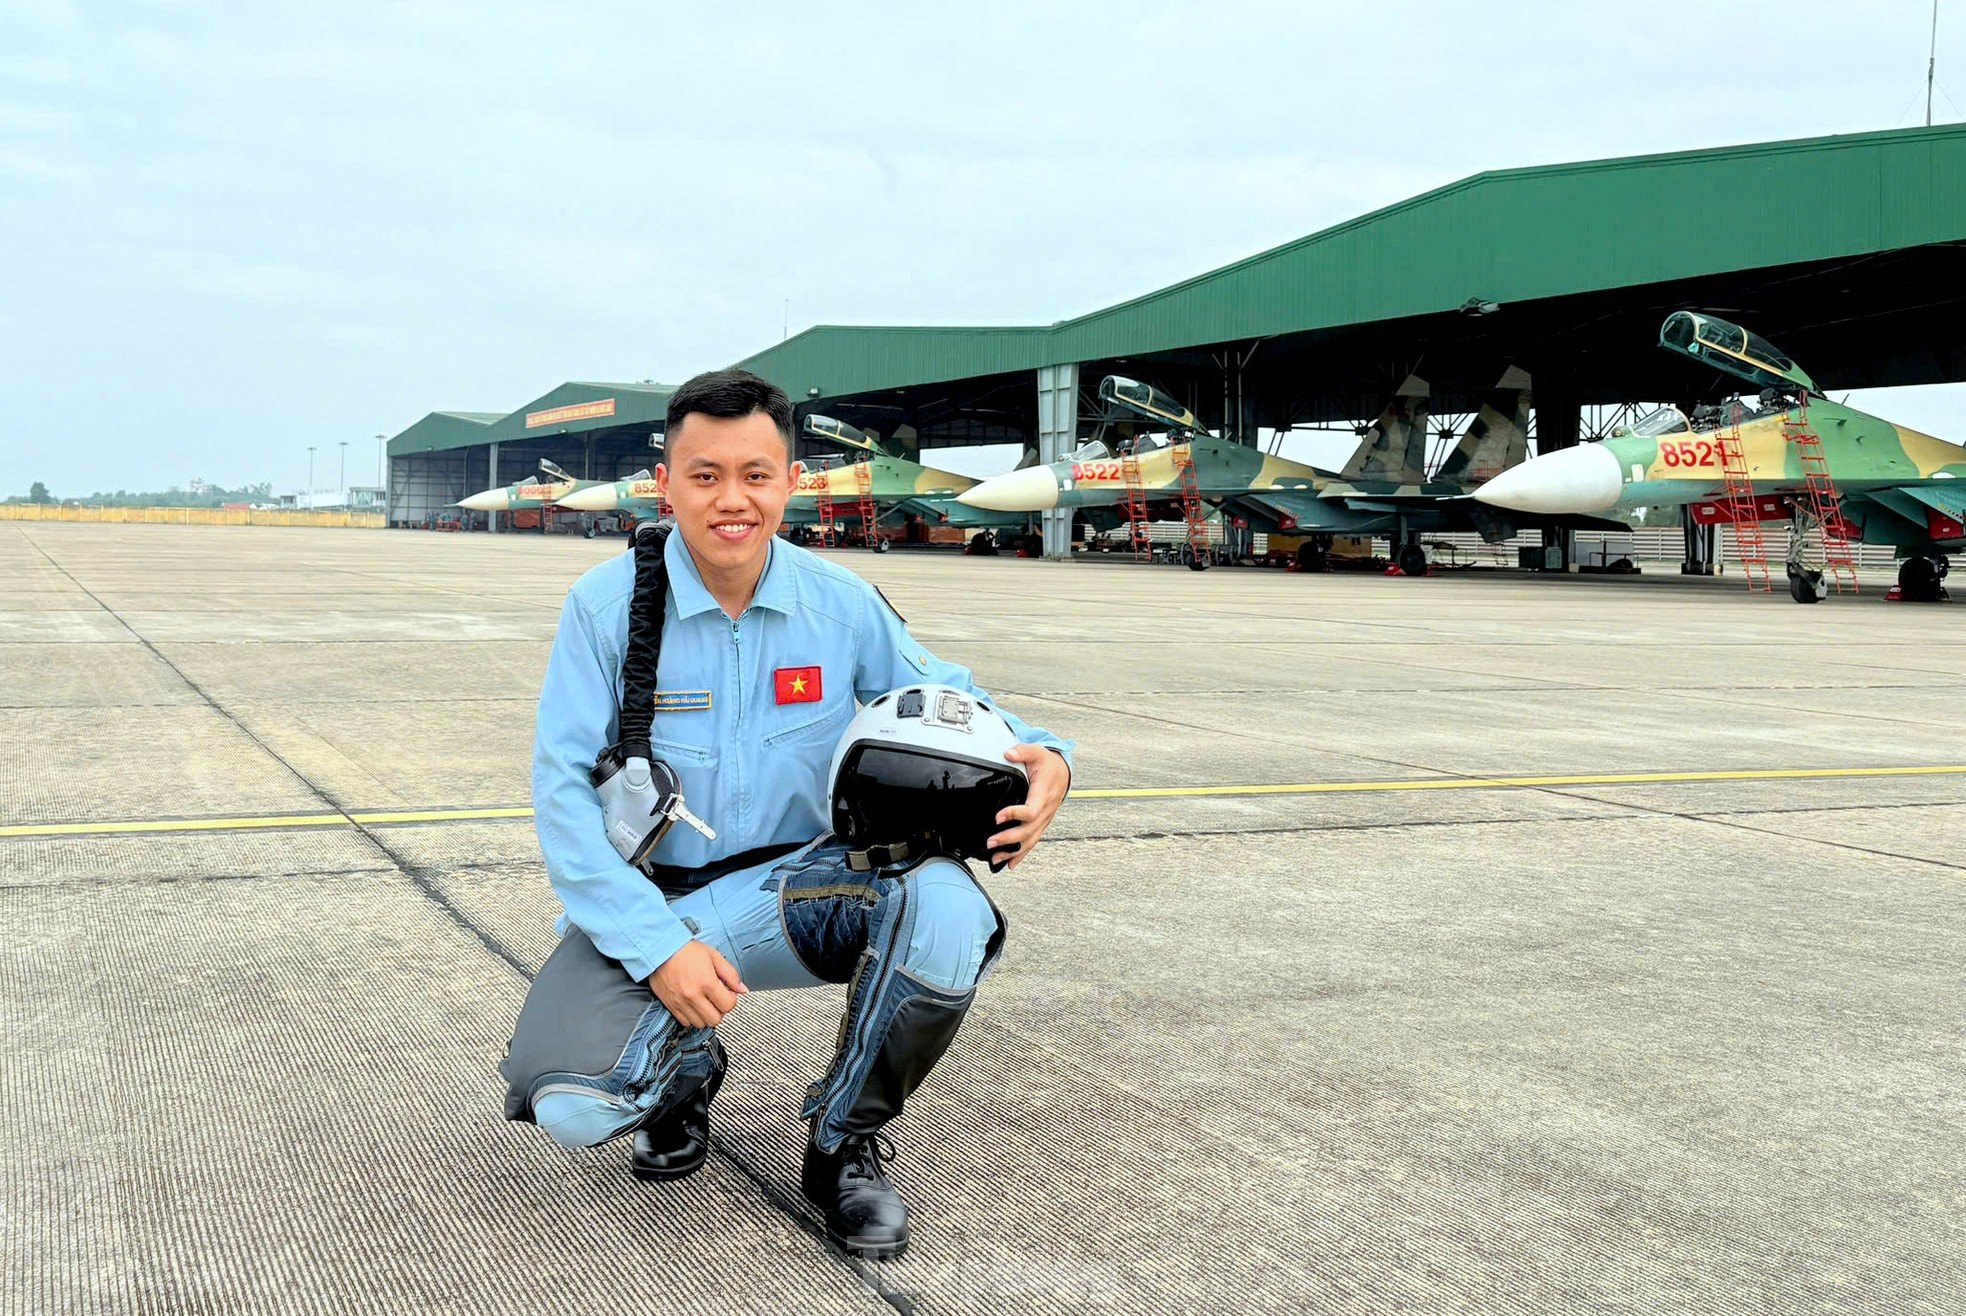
[
  {"left": 1659, "top": 312, "right": 1816, "bottom": 394},
  {"left": 1071, "top": 439, "right": 1112, "bottom": 461},
  {"left": 1630, "top": 406, "right": 1692, "bottom": 437},
  {"left": 803, "top": 413, "right": 881, "bottom": 454},
  {"left": 1099, "top": 375, "right": 1202, "bottom": 433}
]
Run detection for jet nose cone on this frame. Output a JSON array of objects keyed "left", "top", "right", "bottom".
[
  {"left": 555, "top": 485, "right": 618, "bottom": 511},
  {"left": 456, "top": 490, "right": 502, "bottom": 511},
  {"left": 1474, "top": 443, "right": 1623, "bottom": 514},
  {"left": 956, "top": 465, "right": 1060, "bottom": 511}
]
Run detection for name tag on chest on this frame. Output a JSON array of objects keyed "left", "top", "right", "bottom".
[{"left": 650, "top": 690, "right": 713, "bottom": 712}]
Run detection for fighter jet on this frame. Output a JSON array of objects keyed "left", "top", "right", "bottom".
[
  {"left": 553, "top": 417, "right": 1035, "bottom": 548},
  {"left": 1474, "top": 312, "right": 1966, "bottom": 603},
  {"left": 456, "top": 460, "right": 644, "bottom": 514},
  {"left": 956, "top": 370, "right": 1552, "bottom": 574}
]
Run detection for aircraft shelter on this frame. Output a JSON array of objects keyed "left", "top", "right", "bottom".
[
  {"left": 388, "top": 384, "right": 675, "bottom": 528},
  {"left": 387, "top": 124, "right": 1966, "bottom": 554}
]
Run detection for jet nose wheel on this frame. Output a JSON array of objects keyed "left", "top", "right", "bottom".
[
  {"left": 1396, "top": 543, "right": 1428, "bottom": 578},
  {"left": 1788, "top": 569, "right": 1825, "bottom": 604}
]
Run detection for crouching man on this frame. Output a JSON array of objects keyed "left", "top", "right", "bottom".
[{"left": 498, "top": 369, "right": 1072, "bottom": 1258}]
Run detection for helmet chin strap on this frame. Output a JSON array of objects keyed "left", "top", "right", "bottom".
[{"left": 845, "top": 840, "right": 914, "bottom": 873}]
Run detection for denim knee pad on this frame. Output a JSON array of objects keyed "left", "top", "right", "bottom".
[{"left": 796, "top": 854, "right": 1007, "bottom": 1150}]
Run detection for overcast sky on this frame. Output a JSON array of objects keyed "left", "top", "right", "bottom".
[{"left": 2, "top": 1, "right": 1962, "bottom": 496}]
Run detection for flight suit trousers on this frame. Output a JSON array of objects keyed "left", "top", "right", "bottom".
[{"left": 499, "top": 838, "right": 1006, "bottom": 1154}]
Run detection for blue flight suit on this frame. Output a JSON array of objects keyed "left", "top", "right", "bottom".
[{"left": 500, "top": 530, "right": 1074, "bottom": 1152}]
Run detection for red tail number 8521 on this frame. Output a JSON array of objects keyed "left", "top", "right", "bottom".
[{"left": 1659, "top": 441, "right": 1717, "bottom": 468}]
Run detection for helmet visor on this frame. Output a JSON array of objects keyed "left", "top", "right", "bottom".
[{"left": 832, "top": 743, "right": 1028, "bottom": 863}]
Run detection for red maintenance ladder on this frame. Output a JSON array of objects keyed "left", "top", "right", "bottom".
[
  {"left": 1120, "top": 451, "right": 1152, "bottom": 559},
  {"left": 1716, "top": 403, "right": 1772, "bottom": 592},
  {"left": 816, "top": 482, "right": 837, "bottom": 547},
  {"left": 853, "top": 460, "right": 879, "bottom": 550},
  {"left": 1783, "top": 397, "right": 1859, "bottom": 595},
  {"left": 1173, "top": 444, "right": 1211, "bottom": 566}
]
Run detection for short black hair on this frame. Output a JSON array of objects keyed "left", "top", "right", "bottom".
[{"left": 664, "top": 369, "right": 795, "bottom": 460}]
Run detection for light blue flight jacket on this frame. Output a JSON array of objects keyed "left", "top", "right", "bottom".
[{"left": 532, "top": 530, "right": 1075, "bottom": 984}]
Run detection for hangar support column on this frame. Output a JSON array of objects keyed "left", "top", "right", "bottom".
[
  {"left": 486, "top": 441, "right": 501, "bottom": 534},
  {"left": 1534, "top": 392, "right": 1579, "bottom": 570},
  {"left": 1036, "top": 364, "right": 1078, "bottom": 560}
]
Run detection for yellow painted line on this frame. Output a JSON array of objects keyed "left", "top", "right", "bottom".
[
  {"left": 3, "top": 813, "right": 352, "bottom": 838},
  {"left": 1072, "top": 765, "right": 1966, "bottom": 799},
  {"left": 350, "top": 806, "right": 535, "bottom": 825},
  {"left": 0, "top": 805, "right": 534, "bottom": 840},
  {"left": 4, "top": 766, "right": 1963, "bottom": 841}
]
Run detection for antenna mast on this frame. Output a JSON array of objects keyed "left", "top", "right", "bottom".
[{"left": 1930, "top": 0, "right": 1940, "bottom": 127}]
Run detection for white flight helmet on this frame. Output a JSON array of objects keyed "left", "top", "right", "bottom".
[{"left": 828, "top": 684, "right": 1029, "bottom": 870}]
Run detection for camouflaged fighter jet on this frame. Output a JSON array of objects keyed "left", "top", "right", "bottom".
[
  {"left": 456, "top": 460, "right": 646, "bottom": 515},
  {"left": 783, "top": 416, "right": 1036, "bottom": 545},
  {"left": 956, "top": 370, "right": 1564, "bottom": 574},
  {"left": 1474, "top": 312, "right": 1966, "bottom": 603},
  {"left": 553, "top": 416, "right": 1034, "bottom": 548}
]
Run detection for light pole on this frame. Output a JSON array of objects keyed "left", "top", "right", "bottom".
[
  {"left": 338, "top": 440, "right": 348, "bottom": 507},
  {"left": 306, "top": 446, "right": 316, "bottom": 509}
]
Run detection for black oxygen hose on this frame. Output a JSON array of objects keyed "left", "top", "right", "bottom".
[{"left": 616, "top": 522, "right": 672, "bottom": 761}]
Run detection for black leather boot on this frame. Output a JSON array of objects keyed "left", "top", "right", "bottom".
[
  {"left": 630, "top": 1037, "right": 726, "bottom": 1182},
  {"left": 801, "top": 1132, "right": 908, "bottom": 1258}
]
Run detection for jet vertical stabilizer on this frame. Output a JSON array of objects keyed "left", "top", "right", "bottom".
[
  {"left": 1435, "top": 367, "right": 1531, "bottom": 487},
  {"left": 1341, "top": 375, "right": 1431, "bottom": 484}
]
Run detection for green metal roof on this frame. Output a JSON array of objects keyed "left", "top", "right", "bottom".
[
  {"left": 733, "top": 327, "right": 1046, "bottom": 405},
  {"left": 390, "top": 384, "right": 678, "bottom": 457},
  {"left": 392, "top": 125, "right": 1966, "bottom": 452},
  {"left": 483, "top": 381, "right": 675, "bottom": 445},
  {"left": 734, "top": 124, "right": 1966, "bottom": 400},
  {"left": 387, "top": 410, "right": 504, "bottom": 457}
]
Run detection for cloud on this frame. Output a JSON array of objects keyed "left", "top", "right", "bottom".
[{"left": 3, "top": 0, "right": 1960, "bottom": 492}]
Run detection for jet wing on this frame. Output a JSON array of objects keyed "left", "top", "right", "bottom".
[
  {"left": 1326, "top": 485, "right": 1638, "bottom": 542},
  {"left": 1900, "top": 483, "right": 1966, "bottom": 520},
  {"left": 1224, "top": 489, "right": 1396, "bottom": 535},
  {"left": 1851, "top": 483, "right": 1966, "bottom": 537},
  {"left": 895, "top": 494, "right": 1024, "bottom": 529}
]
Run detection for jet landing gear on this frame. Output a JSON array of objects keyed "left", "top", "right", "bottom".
[
  {"left": 1895, "top": 555, "right": 1950, "bottom": 603},
  {"left": 1783, "top": 504, "right": 1829, "bottom": 604},
  {"left": 1394, "top": 540, "right": 1429, "bottom": 578},
  {"left": 1785, "top": 562, "right": 1827, "bottom": 605}
]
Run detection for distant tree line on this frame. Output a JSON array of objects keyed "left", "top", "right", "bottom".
[{"left": 6, "top": 480, "right": 274, "bottom": 508}]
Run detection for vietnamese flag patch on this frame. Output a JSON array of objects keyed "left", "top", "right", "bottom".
[{"left": 774, "top": 665, "right": 822, "bottom": 704}]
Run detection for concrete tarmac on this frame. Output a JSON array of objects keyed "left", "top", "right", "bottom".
[{"left": 3, "top": 522, "right": 1962, "bottom": 1315}]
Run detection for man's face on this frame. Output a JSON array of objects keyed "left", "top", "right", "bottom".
[{"left": 656, "top": 411, "right": 801, "bottom": 577}]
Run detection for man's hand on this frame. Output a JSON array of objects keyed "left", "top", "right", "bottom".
[
  {"left": 986, "top": 745, "right": 1070, "bottom": 871},
  {"left": 648, "top": 939, "right": 748, "bottom": 1028}
]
